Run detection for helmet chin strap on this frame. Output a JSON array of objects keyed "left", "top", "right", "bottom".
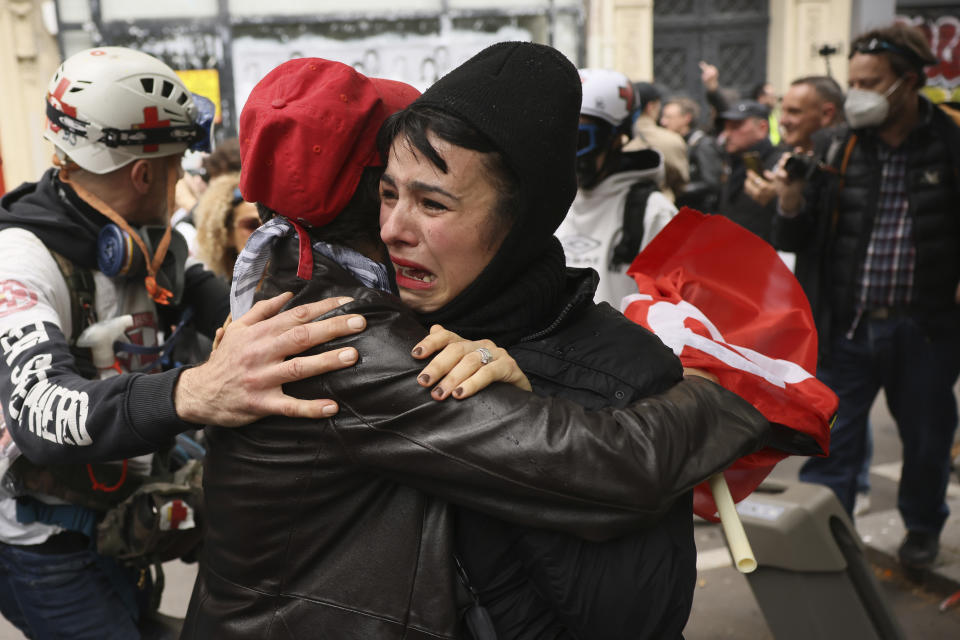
[{"left": 53, "top": 154, "right": 176, "bottom": 305}]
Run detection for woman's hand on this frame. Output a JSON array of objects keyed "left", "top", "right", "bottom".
[{"left": 411, "top": 324, "right": 532, "bottom": 400}]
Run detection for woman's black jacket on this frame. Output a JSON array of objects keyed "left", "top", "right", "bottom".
[
  {"left": 181, "top": 237, "right": 772, "bottom": 640},
  {"left": 456, "top": 268, "right": 705, "bottom": 639}
]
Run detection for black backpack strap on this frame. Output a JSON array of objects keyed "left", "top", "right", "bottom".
[
  {"left": 48, "top": 249, "right": 98, "bottom": 379},
  {"left": 610, "top": 180, "right": 657, "bottom": 270}
]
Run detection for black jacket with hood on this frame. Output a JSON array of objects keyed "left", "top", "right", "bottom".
[
  {"left": 0, "top": 169, "right": 227, "bottom": 466},
  {"left": 181, "top": 235, "right": 775, "bottom": 640}
]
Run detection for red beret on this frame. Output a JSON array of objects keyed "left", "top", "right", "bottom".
[{"left": 239, "top": 58, "right": 419, "bottom": 227}]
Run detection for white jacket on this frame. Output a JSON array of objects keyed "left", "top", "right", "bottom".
[{"left": 557, "top": 152, "right": 677, "bottom": 309}]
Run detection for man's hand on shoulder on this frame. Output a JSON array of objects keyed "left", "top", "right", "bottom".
[{"left": 174, "top": 292, "right": 366, "bottom": 426}]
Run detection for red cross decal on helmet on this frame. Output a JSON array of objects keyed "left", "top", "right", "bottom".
[
  {"left": 619, "top": 85, "right": 635, "bottom": 112},
  {"left": 133, "top": 106, "right": 171, "bottom": 152},
  {"left": 47, "top": 77, "right": 78, "bottom": 133}
]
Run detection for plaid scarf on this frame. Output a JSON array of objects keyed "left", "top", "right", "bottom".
[{"left": 230, "top": 217, "right": 391, "bottom": 318}]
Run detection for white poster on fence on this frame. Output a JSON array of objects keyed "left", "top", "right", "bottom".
[{"left": 232, "top": 26, "right": 531, "bottom": 119}]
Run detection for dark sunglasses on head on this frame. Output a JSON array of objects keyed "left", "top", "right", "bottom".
[{"left": 850, "top": 37, "right": 927, "bottom": 69}]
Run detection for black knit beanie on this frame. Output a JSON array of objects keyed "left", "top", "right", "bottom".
[
  {"left": 416, "top": 41, "right": 580, "bottom": 244},
  {"left": 409, "top": 41, "right": 582, "bottom": 337}
]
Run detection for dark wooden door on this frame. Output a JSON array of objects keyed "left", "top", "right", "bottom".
[{"left": 653, "top": 0, "right": 769, "bottom": 103}]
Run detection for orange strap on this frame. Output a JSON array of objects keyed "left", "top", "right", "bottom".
[
  {"left": 829, "top": 134, "right": 858, "bottom": 238},
  {"left": 54, "top": 155, "right": 175, "bottom": 305},
  {"left": 839, "top": 133, "right": 858, "bottom": 176}
]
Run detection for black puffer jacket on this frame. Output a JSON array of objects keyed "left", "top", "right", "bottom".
[
  {"left": 181, "top": 237, "right": 772, "bottom": 639},
  {"left": 771, "top": 98, "right": 960, "bottom": 357}
]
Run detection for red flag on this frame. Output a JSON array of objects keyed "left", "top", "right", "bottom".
[{"left": 622, "top": 208, "right": 836, "bottom": 520}]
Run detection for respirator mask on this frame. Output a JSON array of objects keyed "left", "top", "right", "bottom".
[{"left": 844, "top": 77, "right": 904, "bottom": 130}]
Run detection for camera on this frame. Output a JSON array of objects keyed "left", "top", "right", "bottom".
[{"left": 783, "top": 153, "right": 822, "bottom": 182}]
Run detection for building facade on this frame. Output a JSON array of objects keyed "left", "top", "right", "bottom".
[{"left": 1, "top": 0, "right": 956, "bottom": 192}]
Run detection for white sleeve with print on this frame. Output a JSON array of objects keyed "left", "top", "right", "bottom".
[
  {"left": 0, "top": 228, "right": 73, "bottom": 543},
  {"left": 0, "top": 228, "right": 72, "bottom": 339},
  {"left": 0, "top": 227, "right": 176, "bottom": 465}
]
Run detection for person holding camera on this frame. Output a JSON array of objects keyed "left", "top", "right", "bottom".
[
  {"left": 717, "top": 99, "right": 786, "bottom": 241},
  {"left": 779, "top": 75, "right": 845, "bottom": 154},
  {"left": 771, "top": 23, "right": 960, "bottom": 571}
]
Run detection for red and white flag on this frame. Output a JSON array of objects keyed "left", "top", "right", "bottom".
[{"left": 622, "top": 208, "right": 836, "bottom": 520}]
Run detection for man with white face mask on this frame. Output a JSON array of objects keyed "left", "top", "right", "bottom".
[{"left": 771, "top": 23, "right": 960, "bottom": 571}]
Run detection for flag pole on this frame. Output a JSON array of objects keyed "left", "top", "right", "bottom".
[{"left": 709, "top": 472, "right": 757, "bottom": 573}]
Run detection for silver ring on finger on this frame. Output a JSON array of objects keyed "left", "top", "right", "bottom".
[{"left": 476, "top": 347, "right": 494, "bottom": 365}]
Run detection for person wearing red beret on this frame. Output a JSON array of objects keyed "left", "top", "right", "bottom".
[{"left": 182, "top": 49, "right": 789, "bottom": 639}]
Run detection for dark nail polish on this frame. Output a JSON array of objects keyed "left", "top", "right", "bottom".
[
  {"left": 432, "top": 386, "right": 444, "bottom": 397},
  {"left": 453, "top": 387, "right": 464, "bottom": 398},
  {"left": 418, "top": 374, "right": 430, "bottom": 385},
  {"left": 411, "top": 347, "right": 423, "bottom": 357}
]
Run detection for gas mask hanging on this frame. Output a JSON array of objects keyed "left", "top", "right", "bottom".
[
  {"left": 97, "top": 224, "right": 188, "bottom": 306},
  {"left": 55, "top": 154, "right": 187, "bottom": 306},
  {"left": 844, "top": 76, "right": 904, "bottom": 130}
]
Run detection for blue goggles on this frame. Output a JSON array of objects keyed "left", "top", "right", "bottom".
[
  {"left": 577, "top": 122, "right": 601, "bottom": 158},
  {"left": 190, "top": 94, "right": 216, "bottom": 153}
]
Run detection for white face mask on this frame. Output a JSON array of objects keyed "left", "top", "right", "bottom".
[{"left": 844, "top": 77, "right": 904, "bottom": 129}]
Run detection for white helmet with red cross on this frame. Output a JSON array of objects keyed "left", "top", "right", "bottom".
[
  {"left": 578, "top": 68, "right": 636, "bottom": 129},
  {"left": 43, "top": 47, "right": 214, "bottom": 174}
]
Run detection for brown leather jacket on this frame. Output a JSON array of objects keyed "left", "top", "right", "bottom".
[{"left": 182, "top": 242, "right": 772, "bottom": 639}]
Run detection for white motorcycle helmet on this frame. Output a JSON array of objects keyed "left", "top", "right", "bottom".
[
  {"left": 578, "top": 68, "right": 635, "bottom": 129},
  {"left": 44, "top": 47, "right": 214, "bottom": 174}
]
